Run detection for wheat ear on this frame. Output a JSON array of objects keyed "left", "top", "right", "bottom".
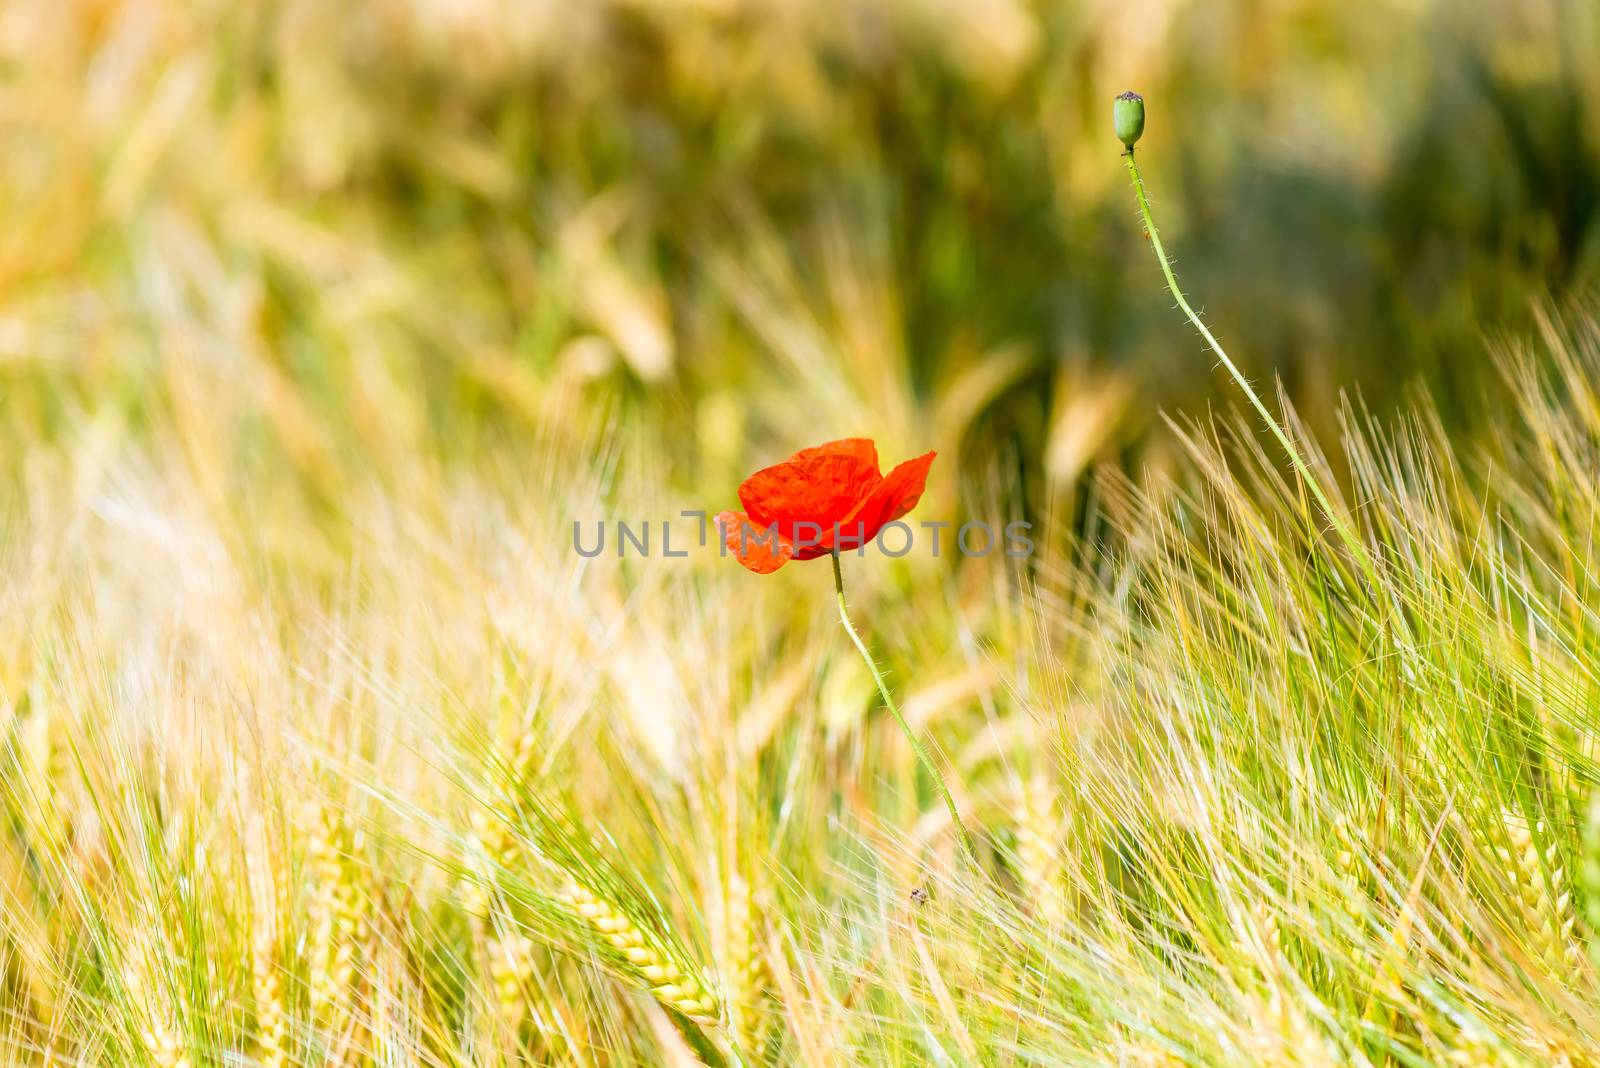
[
  {"left": 466, "top": 805, "right": 540, "bottom": 1039},
  {"left": 245, "top": 819, "right": 287, "bottom": 1068},
  {"left": 1497, "top": 811, "right": 1578, "bottom": 973},
  {"left": 724, "top": 872, "right": 771, "bottom": 1060},
  {"left": 558, "top": 879, "right": 719, "bottom": 1023},
  {"left": 1579, "top": 791, "right": 1600, "bottom": 971},
  {"left": 305, "top": 799, "right": 361, "bottom": 1037},
  {"left": 1013, "top": 773, "right": 1066, "bottom": 928},
  {"left": 120, "top": 931, "right": 191, "bottom": 1068}
]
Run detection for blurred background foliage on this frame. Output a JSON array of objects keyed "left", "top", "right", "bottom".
[{"left": 1, "top": 0, "right": 1597, "bottom": 529}]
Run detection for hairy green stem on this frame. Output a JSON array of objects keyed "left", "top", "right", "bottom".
[
  {"left": 831, "top": 549, "right": 978, "bottom": 866},
  {"left": 1123, "top": 149, "right": 1365, "bottom": 562}
]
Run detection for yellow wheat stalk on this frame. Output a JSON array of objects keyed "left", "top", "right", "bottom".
[
  {"left": 466, "top": 805, "right": 540, "bottom": 1039},
  {"left": 1013, "top": 773, "right": 1067, "bottom": 929},
  {"left": 245, "top": 817, "right": 287, "bottom": 1068},
  {"left": 1497, "top": 811, "right": 1578, "bottom": 973},
  {"left": 305, "top": 799, "right": 361, "bottom": 1039},
  {"left": 724, "top": 872, "right": 771, "bottom": 1060},
  {"left": 120, "top": 930, "right": 191, "bottom": 1068},
  {"left": 558, "top": 878, "right": 719, "bottom": 1024},
  {"left": 487, "top": 932, "right": 536, "bottom": 1033}
]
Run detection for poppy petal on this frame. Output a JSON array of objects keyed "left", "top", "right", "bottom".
[
  {"left": 843, "top": 450, "right": 936, "bottom": 540},
  {"left": 787, "top": 438, "right": 880, "bottom": 474},
  {"left": 737, "top": 442, "right": 882, "bottom": 533},
  {"left": 716, "top": 510, "right": 795, "bottom": 574}
]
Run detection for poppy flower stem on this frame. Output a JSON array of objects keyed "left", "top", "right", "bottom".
[
  {"left": 1123, "top": 149, "right": 1366, "bottom": 563},
  {"left": 830, "top": 548, "right": 979, "bottom": 867}
]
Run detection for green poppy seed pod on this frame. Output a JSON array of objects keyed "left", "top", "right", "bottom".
[{"left": 1114, "top": 91, "right": 1145, "bottom": 151}]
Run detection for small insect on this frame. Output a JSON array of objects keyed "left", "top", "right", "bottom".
[{"left": 909, "top": 886, "right": 929, "bottom": 906}]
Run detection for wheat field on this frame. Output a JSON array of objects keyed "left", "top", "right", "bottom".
[{"left": 4, "top": 0, "right": 1600, "bottom": 1065}]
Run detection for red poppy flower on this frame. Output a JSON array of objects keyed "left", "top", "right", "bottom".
[{"left": 716, "top": 438, "right": 936, "bottom": 573}]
